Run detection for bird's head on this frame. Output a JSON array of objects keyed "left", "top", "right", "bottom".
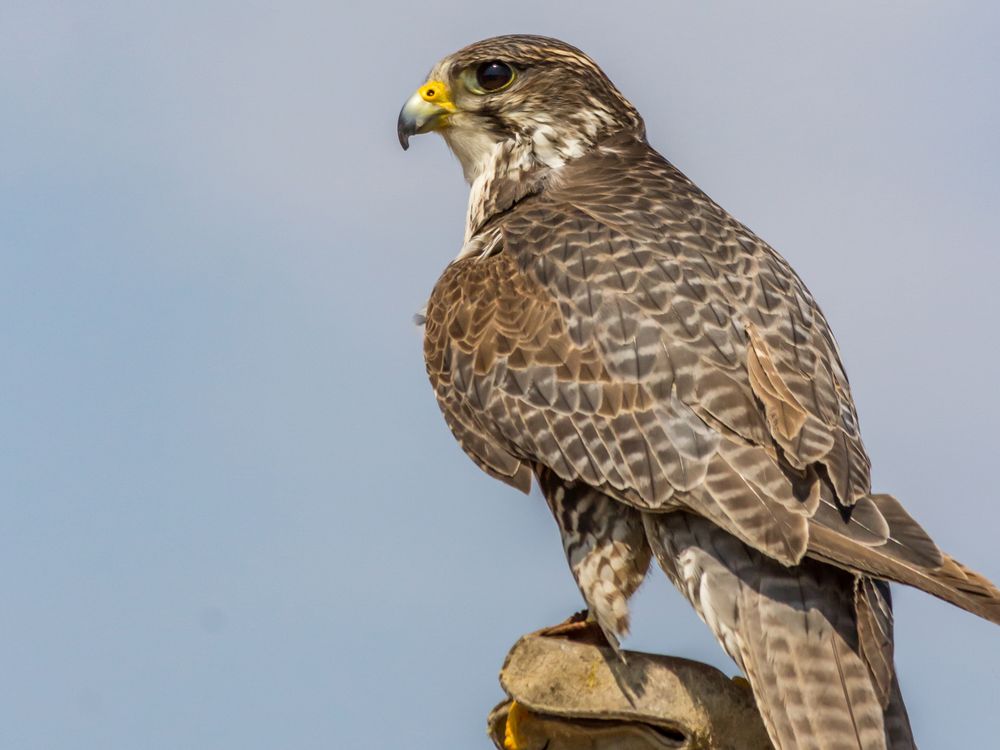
[{"left": 397, "top": 35, "right": 644, "bottom": 183}]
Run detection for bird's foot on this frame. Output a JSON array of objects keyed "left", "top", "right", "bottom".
[{"left": 532, "top": 610, "right": 611, "bottom": 648}]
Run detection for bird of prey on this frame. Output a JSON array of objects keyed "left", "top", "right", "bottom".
[{"left": 398, "top": 35, "right": 1000, "bottom": 749}]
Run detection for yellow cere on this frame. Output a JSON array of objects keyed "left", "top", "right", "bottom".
[{"left": 419, "top": 81, "right": 457, "bottom": 112}]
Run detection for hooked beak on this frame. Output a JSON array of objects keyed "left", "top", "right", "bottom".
[{"left": 397, "top": 80, "right": 457, "bottom": 150}]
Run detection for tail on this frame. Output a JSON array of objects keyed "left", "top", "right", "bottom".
[
  {"left": 809, "top": 493, "right": 1000, "bottom": 625},
  {"left": 856, "top": 577, "right": 916, "bottom": 749},
  {"left": 884, "top": 676, "right": 916, "bottom": 750},
  {"left": 644, "top": 511, "right": 913, "bottom": 750}
]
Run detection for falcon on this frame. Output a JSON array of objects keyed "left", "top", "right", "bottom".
[{"left": 397, "top": 35, "right": 1000, "bottom": 749}]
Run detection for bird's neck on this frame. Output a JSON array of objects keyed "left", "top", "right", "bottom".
[
  {"left": 460, "top": 126, "right": 648, "bottom": 244},
  {"left": 462, "top": 135, "right": 553, "bottom": 243}
]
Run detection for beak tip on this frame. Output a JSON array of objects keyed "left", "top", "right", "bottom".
[{"left": 397, "top": 107, "right": 413, "bottom": 151}]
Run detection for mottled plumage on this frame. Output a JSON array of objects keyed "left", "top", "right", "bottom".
[
  {"left": 536, "top": 467, "right": 651, "bottom": 649},
  {"left": 399, "top": 34, "right": 1000, "bottom": 750}
]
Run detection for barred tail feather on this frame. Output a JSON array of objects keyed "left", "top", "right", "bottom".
[{"left": 644, "top": 511, "right": 912, "bottom": 750}]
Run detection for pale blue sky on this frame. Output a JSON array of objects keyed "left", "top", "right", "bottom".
[{"left": 1, "top": 2, "right": 998, "bottom": 748}]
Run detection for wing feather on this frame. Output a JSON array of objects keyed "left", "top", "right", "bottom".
[{"left": 423, "top": 134, "right": 999, "bottom": 610}]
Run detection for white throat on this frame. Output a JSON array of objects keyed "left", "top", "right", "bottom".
[
  {"left": 463, "top": 137, "right": 537, "bottom": 241},
  {"left": 448, "top": 132, "right": 576, "bottom": 245}
]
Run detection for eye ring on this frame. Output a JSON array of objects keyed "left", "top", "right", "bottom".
[{"left": 473, "top": 61, "right": 515, "bottom": 93}]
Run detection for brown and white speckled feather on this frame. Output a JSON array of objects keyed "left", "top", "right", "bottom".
[
  {"left": 430, "top": 133, "right": 872, "bottom": 512},
  {"left": 535, "top": 467, "right": 652, "bottom": 648},
  {"left": 422, "top": 124, "right": 1000, "bottom": 627},
  {"left": 407, "top": 34, "right": 1000, "bottom": 750}
]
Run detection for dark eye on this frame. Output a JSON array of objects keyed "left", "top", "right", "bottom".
[{"left": 475, "top": 61, "right": 514, "bottom": 92}]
